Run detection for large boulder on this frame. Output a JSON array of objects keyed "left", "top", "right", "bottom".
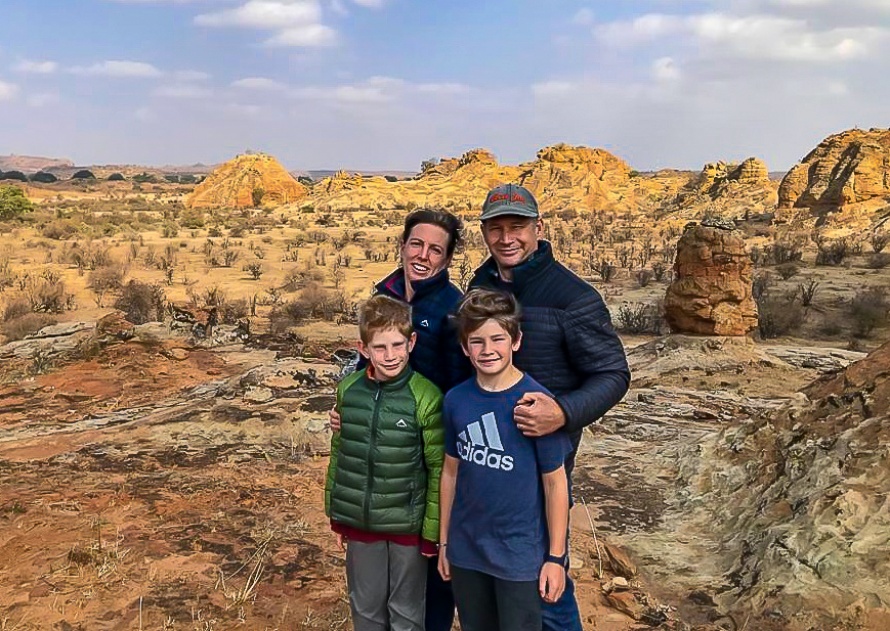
[{"left": 664, "top": 221, "right": 758, "bottom": 336}]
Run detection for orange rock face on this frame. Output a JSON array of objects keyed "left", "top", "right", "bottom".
[
  {"left": 778, "top": 128, "right": 890, "bottom": 211},
  {"left": 185, "top": 153, "right": 307, "bottom": 210},
  {"left": 664, "top": 222, "right": 758, "bottom": 336}
]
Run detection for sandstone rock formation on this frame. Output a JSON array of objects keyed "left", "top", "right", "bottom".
[
  {"left": 664, "top": 221, "right": 758, "bottom": 336},
  {"left": 303, "top": 144, "right": 637, "bottom": 215},
  {"left": 185, "top": 153, "right": 307, "bottom": 210},
  {"left": 673, "top": 157, "right": 777, "bottom": 220},
  {"left": 777, "top": 128, "right": 890, "bottom": 232}
]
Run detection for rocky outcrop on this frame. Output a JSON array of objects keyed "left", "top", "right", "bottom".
[
  {"left": 695, "top": 341, "right": 890, "bottom": 627},
  {"left": 304, "top": 143, "right": 636, "bottom": 215},
  {"left": 672, "top": 157, "right": 777, "bottom": 220},
  {"left": 664, "top": 221, "right": 758, "bottom": 336},
  {"left": 779, "top": 128, "right": 890, "bottom": 209},
  {"left": 185, "top": 153, "right": 307, "bottom": 210}
]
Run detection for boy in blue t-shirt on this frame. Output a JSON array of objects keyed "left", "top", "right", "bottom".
[{"left": 438, "top": 288, "right": 572, "bottom": 631}]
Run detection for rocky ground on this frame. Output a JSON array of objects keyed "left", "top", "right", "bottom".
[{"left": 1, "top": 320, "right": 887, "bottom": 631}]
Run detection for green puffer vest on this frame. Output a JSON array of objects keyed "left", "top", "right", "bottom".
[{"left": 325, "top": 366, "right": 444, "bottom": 542}]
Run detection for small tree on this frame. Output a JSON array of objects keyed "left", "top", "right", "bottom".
[
  {"left": 0, "top": 185, "right": 34, "bottom": 220},
  {"left": 252, "top": 187, "right": 265, "bottom": 207},
  {"left": 1, "top": 170, "right": 28, "bottom": 182},
  {"left": 30, "top": 171, "right": 58, "bottom": 183}
]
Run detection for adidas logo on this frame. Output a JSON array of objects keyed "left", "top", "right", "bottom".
[
  {"left": 420, "top": 319, "right": 430, "bottom": 328},
  {"left": 457, "top": 412, "right": 514, "bottom": 471},
  {"left": 396, "top": 419, "right": 409, "bottom": 428}
]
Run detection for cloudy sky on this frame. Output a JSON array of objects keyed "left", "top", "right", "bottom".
[{"left": 1, "top": 0, "right": 888, "bottom": 171}]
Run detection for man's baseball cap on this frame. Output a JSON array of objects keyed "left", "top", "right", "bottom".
[{"left": 480, "top": 183, "right": 539, "bottom": 221}]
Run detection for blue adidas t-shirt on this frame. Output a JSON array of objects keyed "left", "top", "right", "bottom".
[{"left": 443, "top": 373, "right": 572, "bottom": 582}]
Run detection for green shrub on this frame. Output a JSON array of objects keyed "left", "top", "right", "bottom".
[{"left": 0, "top": 185, "right": 34, "bottom": 220}]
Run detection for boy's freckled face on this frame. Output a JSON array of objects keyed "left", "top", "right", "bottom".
[
  {"left": 462, "top": 319, "right": 521, "bottom": 378},
  {"left": 360, "top": 327, "right": 416, "bottom": 381}
]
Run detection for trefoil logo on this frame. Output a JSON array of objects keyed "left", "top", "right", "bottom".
[{"left": 457, "top": 412, "right": 514, "bottom": 471}]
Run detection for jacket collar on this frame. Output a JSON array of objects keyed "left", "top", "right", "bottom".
[
  {"left": 364, "top": 363, "right": 414, "bottom": 390},
  {"left": 477, "top": 240, "right": 554, "bottom": 291},
  {"left": 376, "top": 267, "right": 451, "bottom": 302}
]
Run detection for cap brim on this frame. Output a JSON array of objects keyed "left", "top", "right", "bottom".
[{"left": 479, "top": 205, "right": 539, "bottom": 221}]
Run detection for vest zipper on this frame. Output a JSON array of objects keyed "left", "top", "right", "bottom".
[{"left": 363, "top": 382, "right": 383, "bottom": 527}]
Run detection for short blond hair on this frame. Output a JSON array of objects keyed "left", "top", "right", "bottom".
[{"left": 358, "top": 294, "right": 413, "bottom": 344}]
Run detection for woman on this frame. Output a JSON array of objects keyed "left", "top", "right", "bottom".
[{"left": 331, "top": 208, "right": 469, "bottom": 631}]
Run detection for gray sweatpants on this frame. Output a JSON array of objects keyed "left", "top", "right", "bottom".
[{"left": 345, "top": 540, "right": 427, "bottom": 631}]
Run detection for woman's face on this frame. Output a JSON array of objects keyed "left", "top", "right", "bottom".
[{"left": 401, "top": 222, "right": 452, "bottom": 284}]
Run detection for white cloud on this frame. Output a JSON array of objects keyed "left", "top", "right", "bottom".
[
  {"left": 351, "top": 0, "right": 385, "bottom": 7},
  {"left": 652, "top": 56, "right": 681, "bottom": 81},
  {"left": 196, "top": 0, "right": 337, "bottom": 47},
  {"left": 231, "top": 76, "right": 287, "bottom": 90},
  {"left": 594, "top": 11, "right": 887, "bottom": 62},
  {"left": 13, "top": 59, "right": 58, "bottom": 74},
  {"left": 134, "top": 107, "right": 155, "bottom": 121},
  {"left": 416, "top": 82, "right": 470, "bottom": 95},
  {"left": 0, "top": 80, "right": 19, "bottom": 101},
  {"left": 291, "top": 76, "right": 411, "bottom": 104},
  {"left": 26, "top": 93, "right": 59, "bottom": 107},
  {"left": 70, "top": 60, "right": 163, "bottom": 77},
  {"left": 153, "top": 84, "right": 212, "bottom": 98},
  {"left": 173, "top": 70, "right": 211, "bottom": 82},
  {"left": 196, "top": 0, "right": 321, "bottom": 29},
  {"left": 572, "top": 8, "right": 595, "bottom": 26},
  {"left": 531, "top": 81, "right": 577, "bottom": 98},
  {"left": 265, "top": 24, "right": 337, "bottom": 46}
]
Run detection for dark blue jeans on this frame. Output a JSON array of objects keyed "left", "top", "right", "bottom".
[
  {"left": 542, "top": 570, "right": 583, "bottom": 631},
  {"left": 425, "top": 556, "right": 455, "bottom": 631}
]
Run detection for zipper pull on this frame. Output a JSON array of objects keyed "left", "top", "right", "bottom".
[{"left": 375, "top": 385, "right": 381, "bottom": 401}]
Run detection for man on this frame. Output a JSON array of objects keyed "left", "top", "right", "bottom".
[{"left": 468, "top": 183, "right": 631, "bottom": 631}]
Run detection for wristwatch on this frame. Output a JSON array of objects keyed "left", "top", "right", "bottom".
[{"left": 545, "top": 553, "right": 568, "bottom": 568}]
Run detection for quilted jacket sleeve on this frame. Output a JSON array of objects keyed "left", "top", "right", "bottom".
[
  {"left": 413, "top": 377, "right": 445, "bottom": 543},
  {"left": 557, "top": 290, "right": 631, "bottom": 434}
]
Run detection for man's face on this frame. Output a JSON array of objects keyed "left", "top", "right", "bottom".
[
  {"left": 400, "top": 222, "right": 451, "bottom": 284},
  {"left": 462, "top": 318, "right": 521, "bottom": 379},
  {"left": 359, "top": 327, "right": 416, "bottom": 381},
  {"left": 481, "top": 216, "right": 542, "bottom": 271}
]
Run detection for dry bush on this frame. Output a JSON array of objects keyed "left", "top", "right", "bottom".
[
  {"left": 88, "top": 263, "right": 127, "bottom": 306},
  {"left": 866, "top": 253, "right": 890, "bottom": 269},
  {"left": 615, "top": 302, "right": 665, "bottom": 335},
  {"left": 1, "top": 312, "right": 58, "bottom": 341},
  {"left": 815, "top": 239, "right": 850, "bottom": 266},
  {"left": 2, "top": 297, "right": 31, "bottom": 321},
  {"left": 756, "top": 291, "right": 804, "bottom": 339},
  {"left": 849, "top": 286, "right": 889, "bottom": 338},
  {"left": 219, "top": 298, "right": 249, "bottom": 324},
  {"left": 775, "top": 262, "right": 800, "bottom": 280},
  {"left": 113, "top": 281, "right": 166, "bottom": 324}
]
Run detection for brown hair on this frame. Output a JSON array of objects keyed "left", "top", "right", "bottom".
[
  {"left": 402, "top": 209, "right": 464, "bottom": 258},
  {"left": 359, "top": 294, "right": 413, "bottom": 344},
  {"left": 455, "top": 288, "right": 521, "bottom": 344}
]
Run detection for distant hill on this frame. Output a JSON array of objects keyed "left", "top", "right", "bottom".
[
  {"left": 0, "top": 154, "right": 74, "bottom": 174},
  {"left": 291, "top": 169, "right": 416, "bottom": 181}
]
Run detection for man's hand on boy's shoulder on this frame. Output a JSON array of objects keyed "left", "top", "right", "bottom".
[
  {"left": 514, "top": 392, "right": 566, "bottom": 437},
  {"left": 329, "top": 406, "right": 341, "bottom": 432}
]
